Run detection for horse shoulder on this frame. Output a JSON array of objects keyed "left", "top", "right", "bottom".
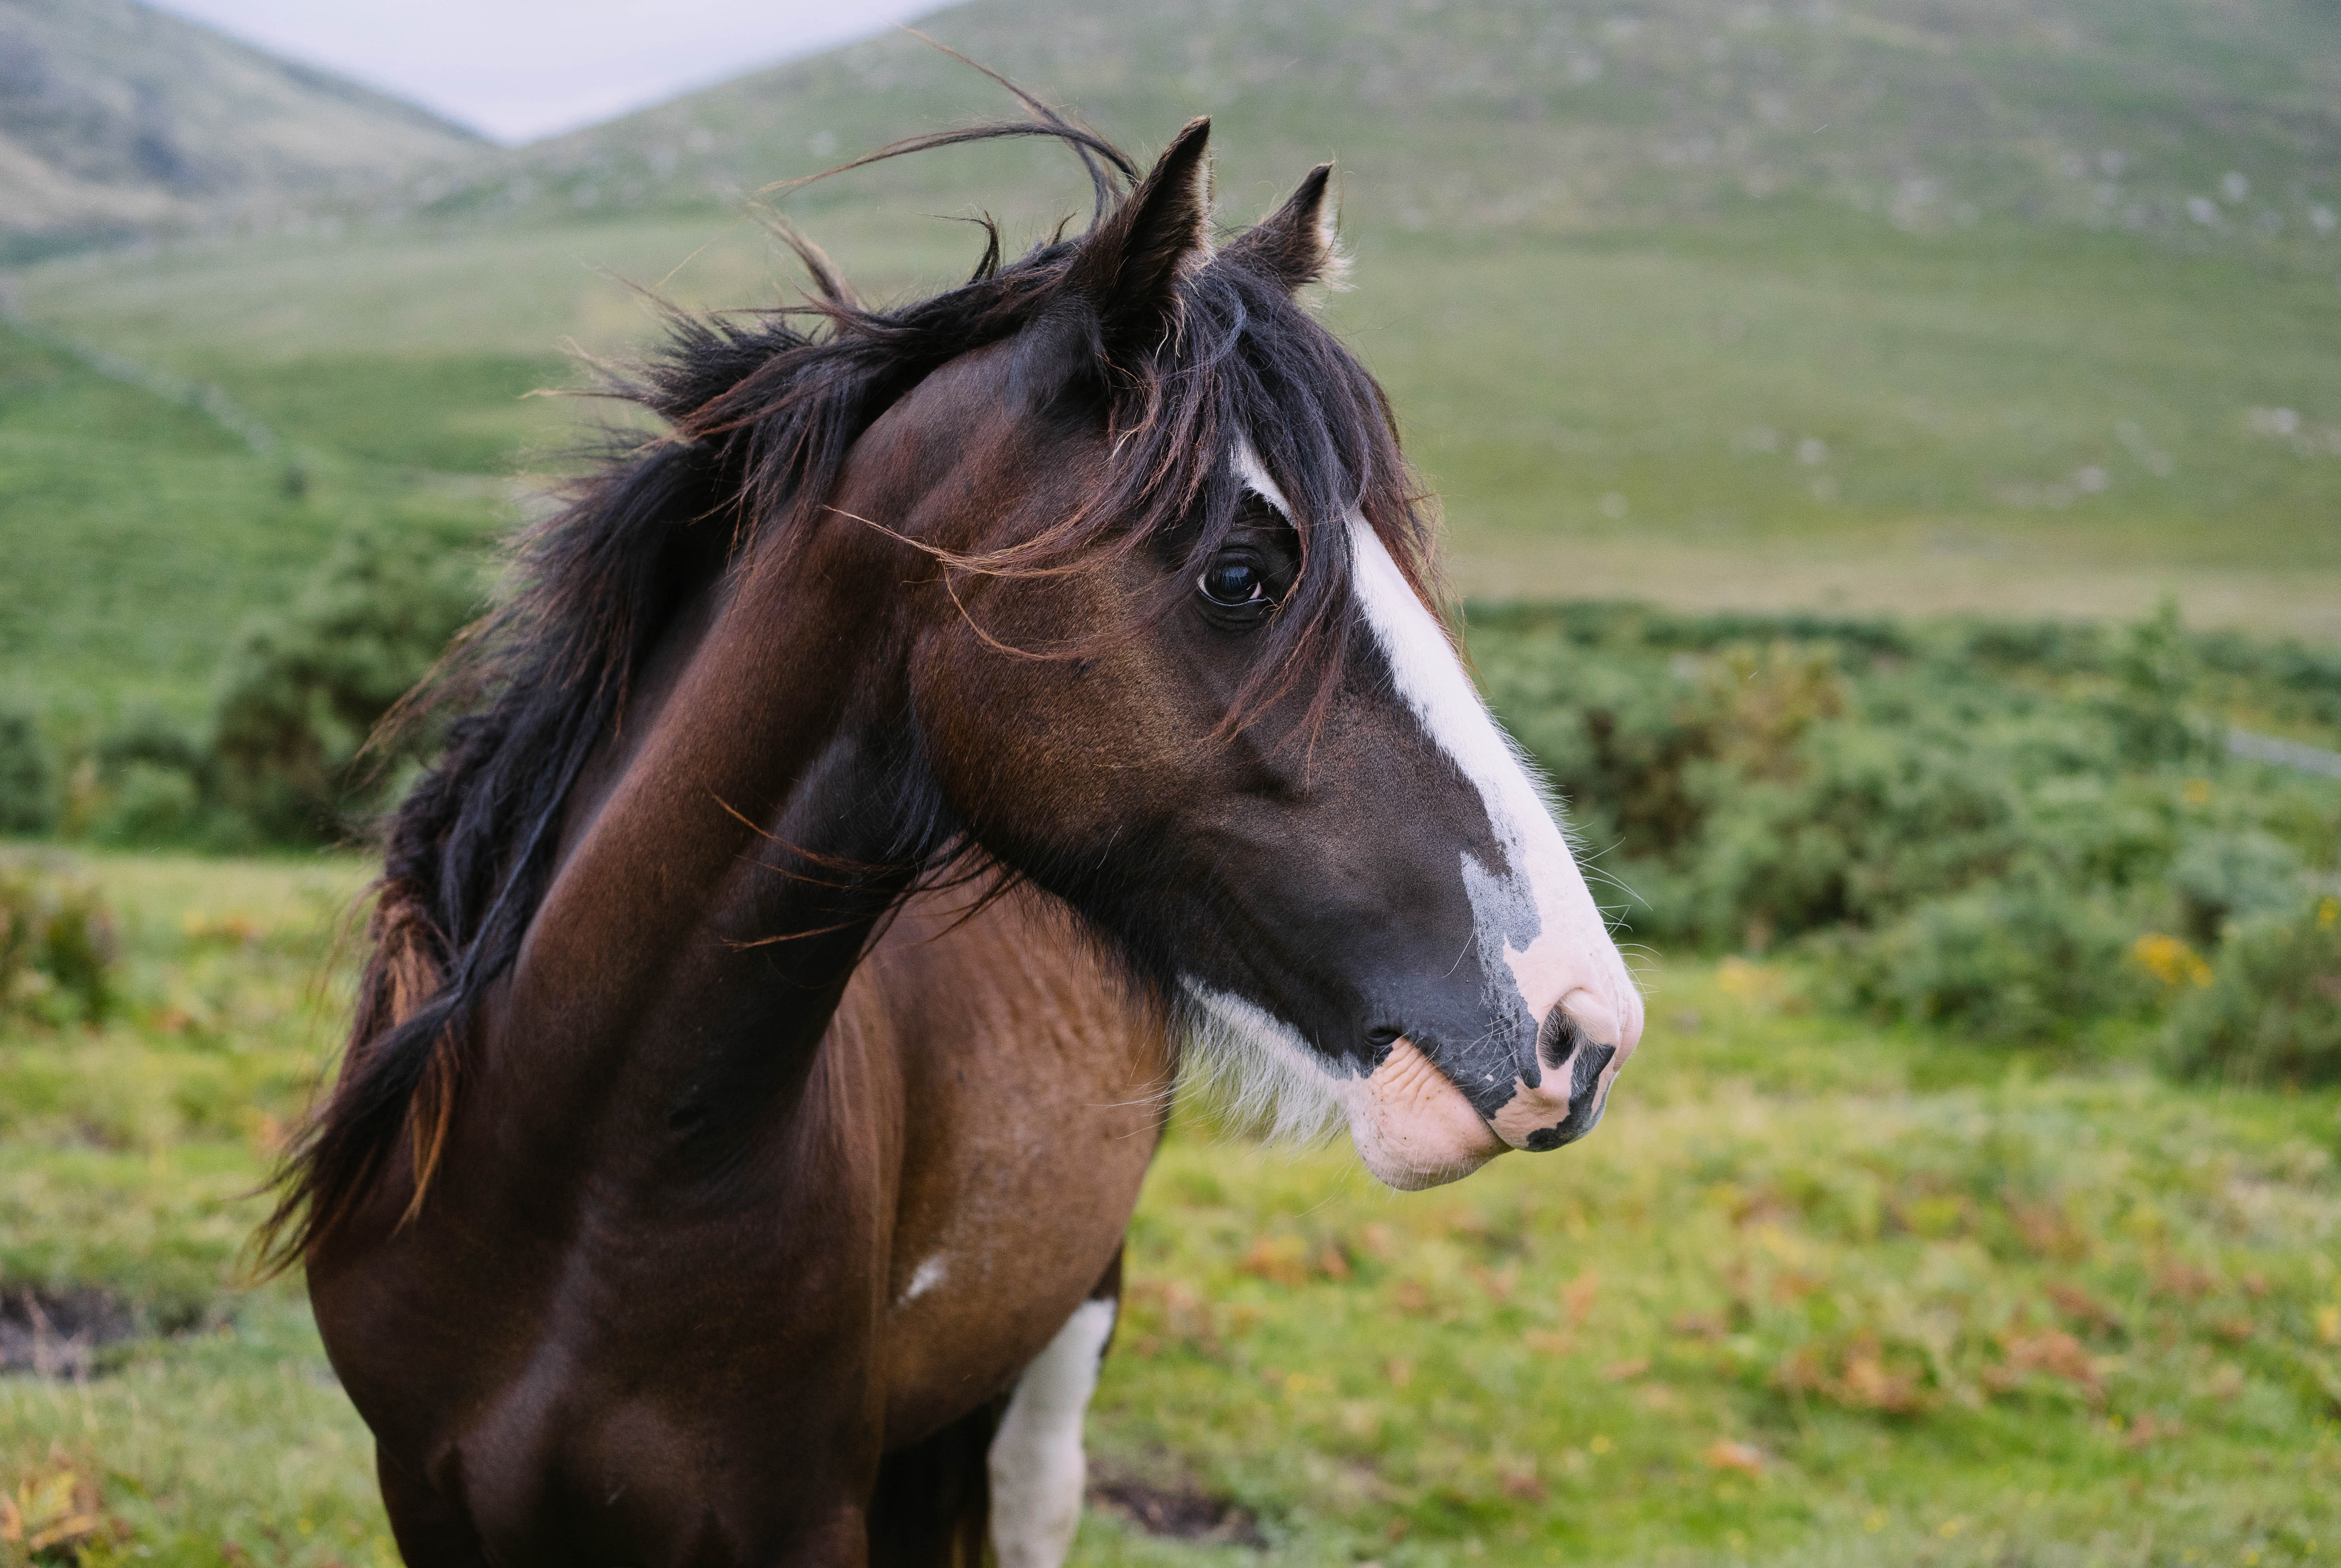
[{"left": 860, "top": 885, "right": 1167, "bottom": 1444}]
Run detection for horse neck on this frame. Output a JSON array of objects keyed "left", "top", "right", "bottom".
[{"left": 476, "top": 520, "right": 927, "bottom": 1167}]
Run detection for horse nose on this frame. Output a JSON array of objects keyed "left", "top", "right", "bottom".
[{"left": 1490, "top": 987, "right": 1638, "bottom": 1153}]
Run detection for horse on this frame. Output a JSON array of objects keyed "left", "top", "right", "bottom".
[{"left": 263, "top": 109, "right": 1645, "bottom": 1567}]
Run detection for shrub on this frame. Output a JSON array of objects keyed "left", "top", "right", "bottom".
[
  {"left": 0, "top": 704, "right": 57, "bottom": 834},
  {"left": 1473, "top": 599, "right": 2339, "bottom": 1048},
  {"left": 2101, "top": 599, "right": 2210, "bottom": 766},
  {"left": 2168, "top": 829, "right": 2305, "bottom": 944},
  {"left": 1834, "top": 882, "right": 2149, "bottom": 1044},
  {"left": 1674, "top": 717, "right": 2031, "bottom": 947},
  {"left": 211, "top": 527, "right": 481, "bottom": 843},
  {"left": 0, "top": 859, "right": 118, "bottom": 1025},
  {"left": 88, "top": 760, "right": 208, "bottom": 848},
  {"left": 84, "top": 711, "right": 217, "bottom": 848},
  {"left": 2164, "top": 897, "right": 2341, "bottom": 1085}
]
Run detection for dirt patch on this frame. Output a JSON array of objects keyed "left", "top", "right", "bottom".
[
  {"left": 1090, "top": 1473, "right": 1265, "bottom": 1548},
  {"left": 0, "top": 1287, "right": 142, "bottom": 1379}
]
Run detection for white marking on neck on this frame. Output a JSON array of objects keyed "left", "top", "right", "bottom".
[
  {"left": 989, "top": 1296, "right": 1115, "bottom": 1568},
  {"left": 898, "top": 1253, "right": 948, "bottom": 1305}
]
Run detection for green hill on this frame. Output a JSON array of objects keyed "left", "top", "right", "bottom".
[
  {"left": 390, "top": 0, "right": 2341, "bottom": 258},
  {"left": 4, "top": 0, "right": 2340, "bottom": 722},
  {"left": 0, "top": 0, "right": 486, "bottom": 263}
]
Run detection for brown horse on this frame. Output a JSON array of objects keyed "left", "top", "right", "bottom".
[{"left": 266, "top": 112, "right": 1644, "bottom": 1566}]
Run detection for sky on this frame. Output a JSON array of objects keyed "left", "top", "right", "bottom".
[{"left": 149, "top": 0, "right": 946, "bottom": 144}]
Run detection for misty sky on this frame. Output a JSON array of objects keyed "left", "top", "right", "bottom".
[{"left": 148, "top": 0, "right": 946, "bottom": 144}]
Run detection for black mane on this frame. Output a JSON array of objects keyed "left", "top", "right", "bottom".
[{"left": 262, "top": 118, "right": 1440, "bottom": 1268}]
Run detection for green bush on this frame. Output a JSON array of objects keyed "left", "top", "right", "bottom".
[
  {"left": 0, "top": 858, "right": 118, "bottom": 1025},
  {"left": 211, "top": 526, "right": 481, "bottom": 843},
  {"left": 2168, "top": 829, "right": 2305, "bottom": 944},
  {"left": 1832, "top": 882, "right": 2150, "bottom": 1044},
  {"left": 1470, "top": 600, "right": 2341, "bottom": 1046},
  {"left": 88, "top": 759, "right": 209, "bottom": 847},
  {"left": 2100, "top": 599, "right": 2212, "bottom": 766},
  {"left": 0, "top": 704, "right": 58, "bottom": 834},
  {"left": 4, "top": 527, "right": 481, "bottom": 849},
  {"left": 79, "top": 710, "right": 218, "bottom": 848},
  {"left": 2164, "top": 896, "right": 2341, "bottom": 1085},
  {"left": 1668, "top": 716, "right": 2036, "bottom": 947},
  {"left": 1480, "top": 624, "right": 2134, "bottom": 952}
]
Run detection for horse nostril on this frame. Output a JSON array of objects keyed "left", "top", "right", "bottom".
[
  {"left": 1364, "top": 1025, "right": 1403, "bottom": 1048},
  {"left": 1536, "top": 1007, "right": 1586, "bottom": 1070}
]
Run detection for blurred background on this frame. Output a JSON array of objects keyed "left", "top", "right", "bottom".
[{"left": 1, "top": 0, "right": 2337, "bottom": 1562}]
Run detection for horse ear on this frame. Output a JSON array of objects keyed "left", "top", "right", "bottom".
[
  {"left": 1066, "top": 116, "right": 1213, "bottom": 362},
  {"left": 1226, "top": 163, "right": 1346, "bottom": 294}
]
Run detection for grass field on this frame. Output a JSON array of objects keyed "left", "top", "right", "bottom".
[{"left": 4, "top": 852, "right": 2336, "bottom": 1566}]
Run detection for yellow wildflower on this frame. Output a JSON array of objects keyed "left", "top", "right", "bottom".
[{"left": 2132, "top": 933, "right": 2212, "bottom": 989}]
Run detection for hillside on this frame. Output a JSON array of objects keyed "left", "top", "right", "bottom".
[
  {"left": 4, "top": 0, "right": 2339, "bottom": 722},
  {"left": 390, "top": 0, "right": 2341, "bottom": 261},
  {"left": 0, "top": 0, "right": 485, "bottom": 261}
]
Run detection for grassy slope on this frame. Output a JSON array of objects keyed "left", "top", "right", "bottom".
[
  {"left": 6, "top": 184, "right": 2339, "bottom": 730},
  {"left": 0, "top": 324, "right": 506, "bottom": 722},
  {"left": 1356, "top": 209, "right": 2341, "bottom": 626},
  {"left": 2, "top": 856, "right": 2337, "bottom": 1565},
  {"left": 399, "top": 0, "right": 2341, "bottom": 254},
  {"left": 0, "top": 328, "right": 334, "bottom": 723}
]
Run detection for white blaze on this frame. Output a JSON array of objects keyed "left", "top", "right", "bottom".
[{"left": 1232, "top": 445, "right": 1636, "bottom": 1045}]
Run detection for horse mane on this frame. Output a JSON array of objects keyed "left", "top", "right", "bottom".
[{"left": 258, "top": 113, "right": 1444, "bottom": 1272}]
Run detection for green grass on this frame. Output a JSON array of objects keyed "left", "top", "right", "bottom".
[
  {"left": 0, "top": 854, "right": 361, "bottom": 1301},
  {"left": 1378, "top": 211, "right": 2341, "bottom": 558},
  {"left": 216, "top": 354, "right": 568, "bottom": 475},
  {"left": 1099, "top": 987, "right": 2341, "bottom": 1565},
  {"left": 4, "top": 853, "right": 2337, "bottom": 1564}
]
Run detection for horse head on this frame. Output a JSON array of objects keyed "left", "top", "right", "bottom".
[{"left": 837, "top": 119, "right": 1644, "bottom": 1188}]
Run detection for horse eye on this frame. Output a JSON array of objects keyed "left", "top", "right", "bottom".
[{"left": 1199, "top": 558, "right": 1267, "bottom": 608}]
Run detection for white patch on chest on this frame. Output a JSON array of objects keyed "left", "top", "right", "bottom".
[{"left": 988, "top": 1296, "right": 1116, "bottom": 1568}]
